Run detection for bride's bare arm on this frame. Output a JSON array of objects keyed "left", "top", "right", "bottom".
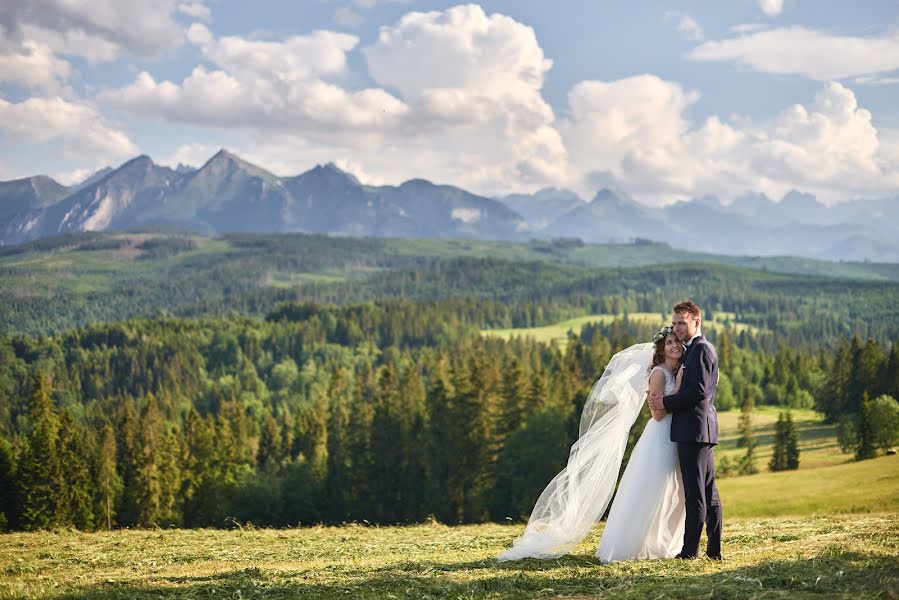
[
  {"left": 648, "top": 370, "right": 667, "bottom": 421},
  {"left": 672, "top": 365, "right": 684, "bottom": 395}
]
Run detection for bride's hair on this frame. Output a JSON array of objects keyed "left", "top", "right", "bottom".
[{"left": 649, "top": 326, "right": 680, "bottom": 371}]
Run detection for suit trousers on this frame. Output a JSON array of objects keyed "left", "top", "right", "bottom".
[{"left": 677, "top": 442, "right": 722, "bottom": 558}]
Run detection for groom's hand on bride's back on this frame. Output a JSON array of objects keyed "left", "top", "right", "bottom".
[{"left": 647, "top": 392, "right": 664, "bottom": 411}]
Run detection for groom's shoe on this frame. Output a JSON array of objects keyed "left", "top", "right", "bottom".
[
  {"left": 705, "top": 553, "right": 723, "bottom": 561},
  {"left": 674, "top": 553, "right": 697, "bottom": 560}
]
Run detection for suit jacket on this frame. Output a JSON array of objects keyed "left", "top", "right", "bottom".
[{"left": 663, "top": 335, "right": 719, "bottom": 445}]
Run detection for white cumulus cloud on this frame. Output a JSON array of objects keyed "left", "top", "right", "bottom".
[
  {"left": 177, "top": 2, "right": 211, "bottom": 21},
  {"left": 757, "top": 0, "right": 784, "bottom": 17},
  {"left": 690, "top": 27, "right": 899, "bottom": 81},
  {"left": 105, "top": 25, "right": 408, "bottom": 133},
  {"left": 678, "top": 15, "right": 704, "bottom": 42},
  {"left": 103, "top": 5, "right": 568, "bottom": 195},
  {"left": 559, "top": 75, "right": 899, "bottom": 203},
  {"left": 0, "top": 39, "right": 70, "bottom": 92},
  {"left": 334, "top": 7, "right": 364, "bottom": 28},
  {"left": 1, "top": 0, "right": 184, "bottom": 61},
  {"left": 361, "top": 4, "right": 566, "bottom": 189},
  {"left": 0, "top": 96, "right": 137, "bottom": 159}
]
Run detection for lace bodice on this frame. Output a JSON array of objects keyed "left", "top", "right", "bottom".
[{"left": 651, "top": 366, "right": 676, "bottom": 396}]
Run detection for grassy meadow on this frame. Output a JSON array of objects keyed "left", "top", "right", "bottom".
[
  {"left": 1, "top": 447, "right": 896, "bottom": 598},
  {"left": 480, "top": 311, "right": 755, "bottom": 350},
  {"left": 1, "top": 459, "right": 897, "bottom": 599}
]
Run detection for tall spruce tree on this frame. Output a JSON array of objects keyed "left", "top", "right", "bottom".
[
  {"left": 96, "top": 425, "right": 121, "bottom": 530},
  {"left": 426, "top": 356, "right": 459, "bottom": 522},
  {"left": 769, "top": 413, "right": 788, "bottom": 472},
  {"left": 0, "top": 435, "right": 17, "bottom": 530},
  {"left": 370, "top": 361, "right": 401, "bottom": 522},
  {"left": 784, "top": 411, "right": 800, "bottom": 469},
  {"left": 855, "top": 391, "right": 877, "bottom": 460},
  {"left": 19, "top": 372, "right": 67, "bottom": 530},
  {"left": 58, "top": 409, "right": 96, "bottom": 529},
  {"left": 324, "top": 367, "right": 351, "bottom": 522},
  {"left": 116, "top": 401, "right": 141, "bottom": 527},
  {"left": 818, "top": 341, "right": 851, "bottom": 421},
  {"left": 738, "top": 388, "right": 758, "bottom": 475},
  {"left": 397, "top": 362, "right": 428, "bottom": 521},
  {"left": 256, "top": 414, "right": 283, "bottom": 471}
]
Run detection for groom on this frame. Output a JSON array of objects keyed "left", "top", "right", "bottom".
[{"left": 648, "top": 300, "right": 723, "bottom": 560}]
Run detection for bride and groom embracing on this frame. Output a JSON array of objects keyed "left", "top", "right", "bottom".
[{"left": 497, "top": 300, "right": 723, "bottom": 563}]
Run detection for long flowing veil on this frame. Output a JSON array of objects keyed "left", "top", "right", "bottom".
[{"left": 496, "top": 342, "right": 653, "bottom": 561}]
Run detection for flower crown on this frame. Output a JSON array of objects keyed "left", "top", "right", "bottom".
[{"left": 652, "top": 326, "right": 674, "bottom": 345}]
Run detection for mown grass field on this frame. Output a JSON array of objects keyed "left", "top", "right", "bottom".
[
  {"left": 717, "top": 406, "right": 847, "bottom": 471},
  {"left": 1, "top": 457, "right": 897, "bottom": 599}
]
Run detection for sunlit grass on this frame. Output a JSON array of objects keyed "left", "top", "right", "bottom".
[
  {"left": 480, "top": 312, "right": 757, "bottom": 351},
  {"left": 1, "top": 510, "right": 896, "bottom": 599},
  {"left": 719, "top": 455, "right": 899, "bottom": 518},
  {"left": 717, "top": 406, "right": 849, "bottom": 470}
]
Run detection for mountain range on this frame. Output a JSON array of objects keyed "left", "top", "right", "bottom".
[{"left": 1, "top": 150, "right": 897, "bottom": 261}]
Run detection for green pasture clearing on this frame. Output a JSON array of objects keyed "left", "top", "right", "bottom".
[
  {"left": 718, "top": 455, "right": 899, "bottom": 518},
  {"left": 480, "top": 312, "right": 757, "bottom": 350},
  {"left": 1, "top": 510, "right": 895, "bottom": 599},
  {"left": 717, "top": 406, "right": 849, "bottom": 470},
  {"left": 261, "top": 271, "right": 350, "bottom": 288}
]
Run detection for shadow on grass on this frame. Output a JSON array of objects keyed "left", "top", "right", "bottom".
[{"left": 49, "top": 550, "right": 898, "bottom": 599}]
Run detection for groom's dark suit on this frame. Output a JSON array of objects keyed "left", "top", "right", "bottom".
[{"left": 663, "top": 335, "right": 723, "bottom": 559}]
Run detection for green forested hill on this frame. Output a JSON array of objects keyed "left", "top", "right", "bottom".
[
  {"left": 2, "top": 231, "right": 898, "bottom": 340},
  {"left": 1, "top": 230, "right": 897, "bottom": 533}
]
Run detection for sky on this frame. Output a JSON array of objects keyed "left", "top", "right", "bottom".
[{"left": 1, "top": 0, "right": 898, "bottom": 205}]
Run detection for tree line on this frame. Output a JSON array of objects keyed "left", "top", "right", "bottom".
[{"left": 0, "top": 299, "right": 896, "bottom": 531}]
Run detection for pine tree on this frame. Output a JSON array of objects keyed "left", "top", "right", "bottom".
[
  {"left": 0, "top": 435, "right": 17, "bottom": 530},
  {"left": 370, "top": 361, "right": 401, "bottom": 522},
  {"left": 58, "top": 409, "right": 96, "bottom": 529},
  {"left": 324, "top": 367, "right": 351, "bottom": 521},
  {"left": 396, "top": 362, "right": 428, "bottom": 521},
  {"left": 738, "top": 389, "right": 758, "bottom": 475},
  {"left": 462, "top": 353, "right": 498, "bottom": 522},
  {"left": 181, "top": 408, "right": 218, "bottom": 527},
  {"left": 116, "top": 401, "right": 141, "bottom": 527},
  {"left": 256, "top": 413, "right": 282, "bottom": 470},
  {"left": 131, "top": 394, "right": 182, "bottom": 526},
  {"left": 769, "top": 413, "right": 788, "bottom": 471},
  {"left": 784, "top": 411, "right": 800, "bottom": 470},
  {"left": 717, "top": 330, "right": 733, "bottom": 374},
  {"left": 426, "top": 356, "right": 459, "bottom": 522},
  {"left": 884, "top": 345, "right": 899, "bottom": 401},
  {"left": 19, "top": 372, "right": 67, "bottom": 530},
  {"left": 96, "top": 425, "right": 121, "bottom": 530},
  {"left": 818, "top": 341, "right": 851, "bottom": 422},
  {"left": 496, "top": 356, "right": 527, "bottom": 443},
  {"left": 345, "top": 365, "right": 375, "bottom": 520},
  {"left": 855, "top": 391, "right": 877, "bottom": 460}
]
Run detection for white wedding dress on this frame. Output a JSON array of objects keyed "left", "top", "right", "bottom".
[
  {"left": 497, "top": 344, "right": 685, "bottom": 563},
  {"left": 596, "top": 366, "right": 684, "bottom": 562}
]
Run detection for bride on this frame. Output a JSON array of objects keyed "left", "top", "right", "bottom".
[{"left": 497, "top": 327, "right": 686, "bottom": 563}]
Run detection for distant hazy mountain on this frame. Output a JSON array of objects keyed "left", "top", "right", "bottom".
[
  {"left": 1, "top": 151, "right": 897, "bottom": 260},
  {"left": 40, "top": 156, "right": 180, "bottom": 239},
  {"left": 72, "top": 167, "right": 115, "bottom": 192},
  {"left": 0, "top": 175, "right": 71, "bottom": 242},
  {"left": 498, "top": 188, "right": 583, "bottom": 230},
  {"left": 528, "top": 187, "right": 899, "bottom": 261},
  {"left": 540, "top": 188, "right": 668, "bottom": 243},
  {"left": 0, "top": 175, "right": 70, "bottom": 220},
  {"left": 0, "top": 151, "right": 525, "bottom": 245}
]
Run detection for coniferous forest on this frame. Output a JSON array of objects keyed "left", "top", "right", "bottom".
[{"left": 0, "top": 232, "right": 897, "bottom": 531}]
